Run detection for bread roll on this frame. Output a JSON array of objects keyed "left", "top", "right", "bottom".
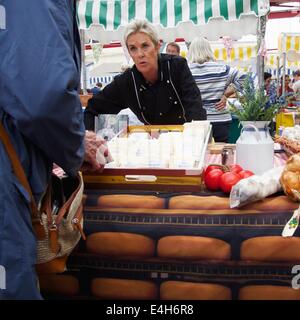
[
  {"left": 157, "top": 236, "right": 231, "bottom": 260},
  {"left": 160, "top": 281, "right": 231, "bottom": 300},
  {"left": 39, "top": 274, "right": 79, "bottom": 296},
  {"left": 97, "top": 194, "right": 165, "bottom": 209},
  {"left": 86, "top": 232, "right": 155, "bottom": 257},
  {"left": 91, "top": 278, "right": 158, "bottom": 300},
  {"left": 169, "top": 195, "right": 229, "bottom": 210},
  {"left": 239, "top": 285, "right": 300, "bottom": 300},
  {"left": 240, "top": 236, "right": 300, "bottom": 261}
]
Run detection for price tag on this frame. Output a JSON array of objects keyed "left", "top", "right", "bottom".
[{"left": 282, "top": 205, "right": 300, "bottom": 237}]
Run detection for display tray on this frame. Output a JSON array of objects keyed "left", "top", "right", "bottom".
[{"left": 83, "top": 124, "right": 212, "bottom": 192}]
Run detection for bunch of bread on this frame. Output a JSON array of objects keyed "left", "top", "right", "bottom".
[
  {"left": 281, "top": 153, "right": 300, "bottom": 201},
  {"left": 275, "top": 135, "right": 300, "bottom": 154}
]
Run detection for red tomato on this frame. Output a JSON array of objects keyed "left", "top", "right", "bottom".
[
  {"left": 205, "top": 165, "right": 222, "bottom": 177},
  {"left": 219, "top": 172, "right": 241, "bottom": 194},
  {"left": 239, "top": 170, "right": 255, "bottom": 179},
  {"left": 229, "top": 164, "right": 243, "bottom": 174},
  {"left": 204, "top": 169, "right": 224, "bottom": 191}
]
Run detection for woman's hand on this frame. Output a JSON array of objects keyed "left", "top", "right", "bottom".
[
  {"left": 214, "top": 95, "right": 227, "bottom": 111},
  {"left": 81, "top": 131, "right": 108, "bottom": 172}
]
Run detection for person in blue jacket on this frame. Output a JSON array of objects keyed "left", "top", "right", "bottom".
[
  {"left": 0, "top": 0, "right": 106, "bottom": 299},
  {"left": 91, "top": 82, "right": 103, "bottom": 96}
]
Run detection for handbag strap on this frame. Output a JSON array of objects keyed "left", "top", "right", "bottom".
[{"left": 0, "top": 122, "right": 45, "bottom": 239}]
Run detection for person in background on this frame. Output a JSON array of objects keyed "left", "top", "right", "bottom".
[
  {"left": 166, "top": 42, "right": 181, "bottom": 56},
  {"left": 84, "top": 19, "right": 206, "bottom": 130},
  {"left": 91, "top": 82, "right": 103, "bottom": 96},
  {"left": 0, "top": 0, "right": 106, "bottom": 299},
  {"left": 292, "top": 70, "right": 300, "bottom": 105},
  {"left": 278, "top": 75, "right": 293, "bottom": 97},
  {"left": 187, "top": 37, "right": 246, "bottom": 142},
  {"left": 278, "top": 74, "right": 294, "bottom": 106},
  {"left": 264, "top": 72, "right": 277, "bottom": 106}
]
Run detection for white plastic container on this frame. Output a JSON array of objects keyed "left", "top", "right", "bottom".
[{"left": 236, "top": 122, "right": 274, "bottom": 175}]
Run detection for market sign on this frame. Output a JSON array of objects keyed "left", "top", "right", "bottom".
[{"left": 77, "top": 0, "right": 270, "bottom": 42}]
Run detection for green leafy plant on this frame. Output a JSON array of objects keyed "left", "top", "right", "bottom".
[{"left": 228, "top": 75, "right": 281, "bottom": 121}]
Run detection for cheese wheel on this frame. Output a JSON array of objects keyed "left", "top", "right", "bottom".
[
  {"left": 160, "top": 281, "right": 231, "bottom": 300},
  {"left": 239, "top": 285, "right": 300, "bottom": 300},
  {"left": 39, "top": 274, "right": 79, "bottom": 296},
  {"left": 157, "top": 236, "right": 231, "bottom": 260},
  {"left": 240, "top": 236, "right": 300, "bottom": 261},
  {"left": 97, "top": 194, "right": 165, "bottom": 209},
  {"left": 91, "top": 278, "right": 158, "bottom": 300},
  {"left": 86, "top": 232, "right": 155, "bottom": 257}
]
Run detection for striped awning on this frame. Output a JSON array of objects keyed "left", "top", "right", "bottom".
[
  {"left": 265, "top": 54, "right": 300, "bottom": 67},
  {"left": 89, "top": 75, "right": 116, "bottom": 85},
  {"left": 278, "top": 33, "right": 300, "bottom": 54},
  {"left": 211, "top": 41, "right": 257, "bottom": 62},
  {"left": 77, "top": 0, "right": 270, "bottom": 42}
]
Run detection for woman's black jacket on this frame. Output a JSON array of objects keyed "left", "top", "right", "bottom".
[{"left": 84, "top": 54, "right": 206, "bottom": 130}]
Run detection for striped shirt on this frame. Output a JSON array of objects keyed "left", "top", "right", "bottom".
[{"left": 189, "top": 62, "right": 246, "bottom": 122}]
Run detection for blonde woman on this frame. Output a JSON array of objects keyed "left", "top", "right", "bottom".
[
  {"left": 84, "top": 19, "right": 206, "bottom": 130},
  {"left": 188, "top": 37, "right": 246, "bottom": 142}
]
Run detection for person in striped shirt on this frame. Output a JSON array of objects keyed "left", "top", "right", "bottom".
[{"left": 188, "top": 37, "right": 246, "bottom": 142}]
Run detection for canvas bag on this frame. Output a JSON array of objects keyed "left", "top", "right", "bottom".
[
  {"left": 36, "top": 172, "right": 85, "bottom": 274},
  {"left": 0, "top": 122, "right": 85, "bottom": 274}
]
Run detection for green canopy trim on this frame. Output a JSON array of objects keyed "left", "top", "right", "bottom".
[{"left": 77, "top": 0, "right": 268, "bottom": 30}]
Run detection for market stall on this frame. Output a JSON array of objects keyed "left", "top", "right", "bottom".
[
  {"left": 39, "top": 1, "right": 300, "bottom": 301},
  {"left": 211, "top": 39, "right": 257, "bottom": 72},
  {"left": 77, "top": 0, "right": 270, "bottom": 88},
  {"left": 277, "top": 33, "right": 300, "bottom": 94},
  {"left": 41, "top": 151, "right": 300, "bottom": 300},
  {"left": 88, "top": 38, "right": 258, "bottom": 89},
  {"left": 265, "top": 50, "right": 300, "bottom": 78},
  {"left": 77, "top": 0, "right": 269, "bottom": 42}
]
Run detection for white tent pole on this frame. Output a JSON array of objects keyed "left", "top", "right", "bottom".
[
  {"left": 256, "top": 16, "right": 267, "bottom": 89},
  {"left": 80, "top": 29, "right": 88, "bottom": 94},
  {"left": 282, "top": 52, "right": 286, "bottom": 96},
  {"left": 276, "top": 55, "right": 280, "bottom": 96}
]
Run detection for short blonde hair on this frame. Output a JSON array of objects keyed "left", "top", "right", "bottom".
[
  {"left": 187, "top": 37, "right": 215, "bottom": 64},
  {"left": 123, "top": 19, "right": 159, "bottom": 48}
]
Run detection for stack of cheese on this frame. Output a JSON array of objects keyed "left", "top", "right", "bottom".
[
  {"left": 106, "top": 121, "right": 210, "bottom": 169},
  {"left": 282, "top": 126, "right": 300, "bottom": 141}
]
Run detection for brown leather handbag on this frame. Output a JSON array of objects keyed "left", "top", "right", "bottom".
[{"left": 0, "top": 122, "right": 85, "bottom": 274}]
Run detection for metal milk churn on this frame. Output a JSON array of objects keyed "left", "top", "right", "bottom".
[{"left": 235, "top": 122, "right": 274, "bottom": 175}]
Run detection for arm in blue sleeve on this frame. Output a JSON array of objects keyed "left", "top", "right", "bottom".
[{"left": 0, "top": 0, "right": 84, "bottom": 176}]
